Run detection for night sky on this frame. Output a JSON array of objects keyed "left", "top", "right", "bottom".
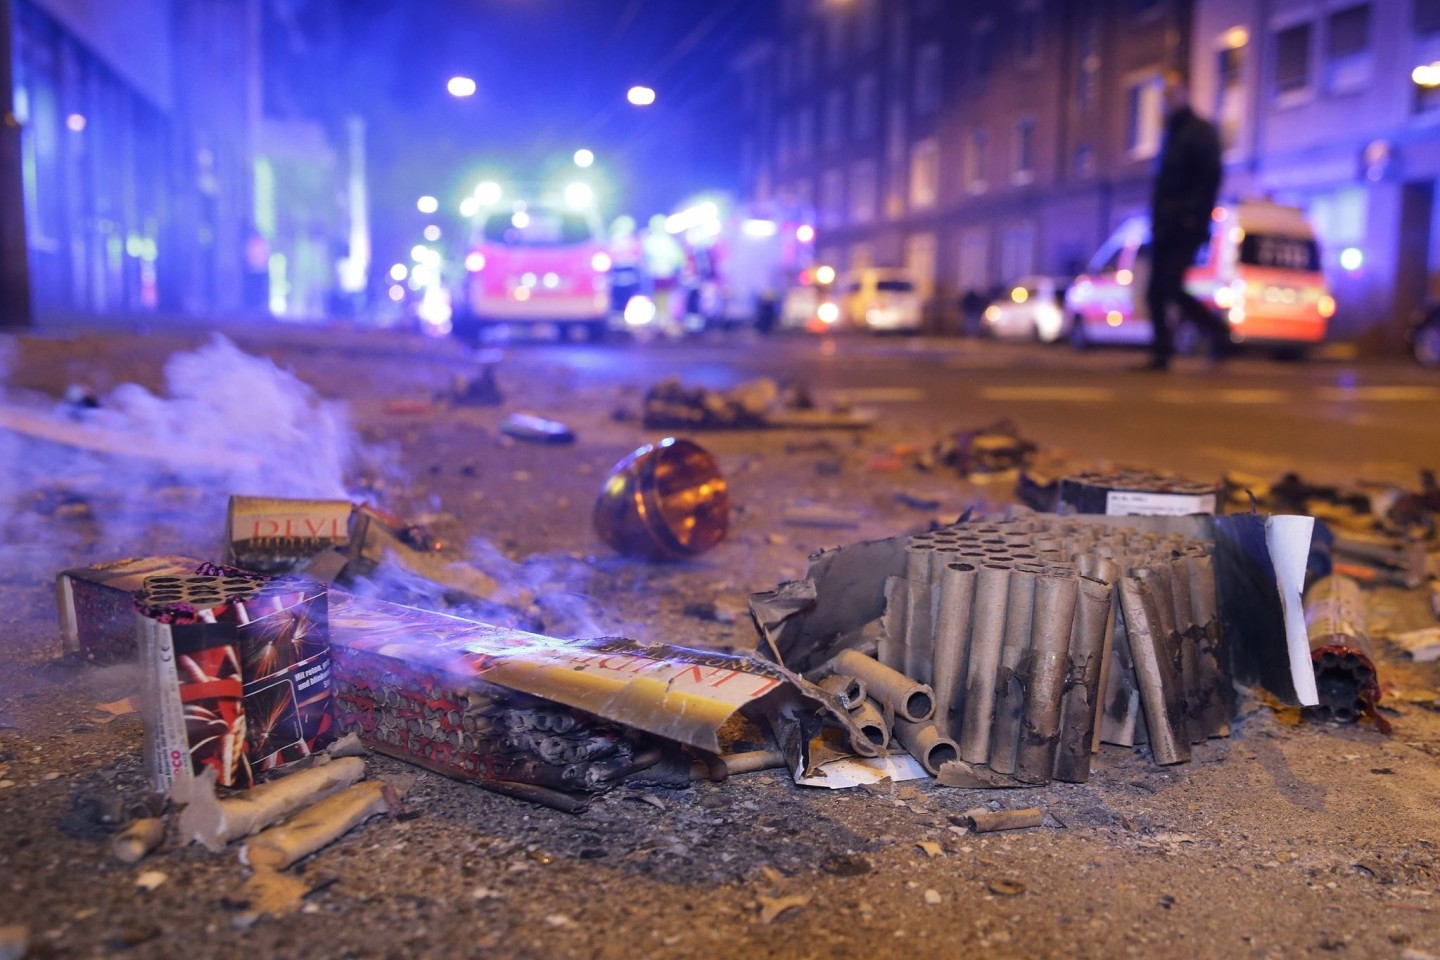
[{"left": 273, "top": 0, "right": 774, "bottom": 270}]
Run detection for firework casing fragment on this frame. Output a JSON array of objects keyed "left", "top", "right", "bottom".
[
  {"left": 56, "top": 556, "right": 207, "bottom": 660},
  {"left": 225, "top": 496, "right": 353, "bottom": 574}
]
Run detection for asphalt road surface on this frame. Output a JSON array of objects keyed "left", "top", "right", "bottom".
[{"left": 1, "top": 323, "right": 1437, "bottom": 960}]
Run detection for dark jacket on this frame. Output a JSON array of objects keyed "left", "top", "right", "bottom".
[{"left": 1150, "top": 106, "right": 1222, "bottom": 247}]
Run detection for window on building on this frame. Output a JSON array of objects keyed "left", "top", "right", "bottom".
[
  {"left": 964, "top": 129, "right": 987, "bottom": 193},
  {"left": 1216, "top": 39, "right": 1246, "bottom": 150},
  {"left": 971, "top": 22, "right": 994, "bottom": 82},
  {"left": 1125, "top": 75, "right": 1165, "bottom": 159},
  {"left": 858, "top": 0, "right": 880, "bottom": 49},
  {"left": 850, "top": 159, "right": 878, "bottom": 224},
  {"left": 1073, "top": 144, "right": 1095, "bottom": 179},
  {"left": 853, "top": 73, "right": 878, "bottom": 138},
  {"left": 1417, "top": 0, "right": 1440, "bottom": 34},
  {"left": 890, "top": 10, "right": 908, "bottom": 76},
  {"left": 1324, "top": 4, "right": 1372, "bottom": 95},
  {"left": 1013, "top": 118, "right": 1035, "bottom": 182},
  {"left": 821, "top": 168, "right": 845, "bottom": 228},
  {"left": 794, "top": 177, "right": 815, "bottom": 218},
  {"left": 1274, "top": 22, "right": 1313, "bottom": 97},
  {"left": 915, "top": 44, "right": 942, "bottom": 113},
  {"left": 909, "top": 138, "right": 939, "bottom": 209},
  {"left": 797, "top": 106, "right": 814, "bottom": 160},
  {"left": 799, "top": 29, "right": 816, "bottom": 84},
  {"left": 1077, "top": 17, "right": 1099, "bottom": 111},
  {"left": 827, "top": 12, "right": 846, "bottom": 68},
  {"left": 1016, "top": 3, "right": 1041, "bottom": 68},
  {"left": 1000, "top": 222, "right": 1037, "bottom": 281},
  {"left": 957, "top": 228, "right": 989, "bottom": 294},
  {"left": 824, "top": 90, "right": 846, "bottom": 148}
]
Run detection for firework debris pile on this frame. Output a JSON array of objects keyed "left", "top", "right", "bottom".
[{"left": 637, "top": 376, "right": 874, "bottom": 430}]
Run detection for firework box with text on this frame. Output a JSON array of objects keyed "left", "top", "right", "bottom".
[
  {"left": 225, "top": 495, "right": 353, "bottom": 573},
  {"left": 328, "top": 591, "right": 809, "bottom": 796},
  {"left": 136, "top": 571, "right": 335, "bottom": 792},
  {"left": 56, "top": 556, "right": 208, "bottom": 660}
]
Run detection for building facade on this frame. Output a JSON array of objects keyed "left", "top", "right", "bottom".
[
  {"left": 737, "top": 0, "right": 1191, "bottom": 331},
  {"left": 1191, "top": 0, "right": 1440, "bottom": 345},
  {"left": 3, "top": 0, "right": 366, "bottom": 324}
]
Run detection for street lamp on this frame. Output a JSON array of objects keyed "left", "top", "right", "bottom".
[
  {"left": 447, "top": 76, "right": 477, "bottom": 97},
  {"left": 474, "top": 181, "right": 502, "bottom": 206},
  {"left": 573, "top": 148, "right": 595, "bottom": 168},
  {"left": 564, "top": 182, "right": 594, "bottom": 209},
  {"left": 627, "top": 85, "right": 656, "bottom": 106},
  {"left": 417, "top": 195, "right": 439, "bottom": 214}
]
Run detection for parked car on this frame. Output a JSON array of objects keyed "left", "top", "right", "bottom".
[
  {"left": 778, "top": 282, "right": 842, "bottom": 333},
  {"left": 841, "top": 268, "right": 923, "bottom": 334},
  {"left": 1064, "top": 201, "right": 1335, "bottom": 358},
  {"left": 1411, "top": 305, "right": 1440, "bottom": 367},
  {"left": 981, "top": 276, "right": 1069, "bottom": 342}
]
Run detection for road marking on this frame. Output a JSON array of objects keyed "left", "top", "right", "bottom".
[
  {"left": 1314, "top": 386, "right": 1440, "bottom": 402},
  {"left": 1155, "top": 388, "right": 1290, "bottom": 405},
  {"left": 823, "top": 387, "right": 929, "bottom": 403},
  {"left": 978, "top": 386, "right": 1116, "bottom": 402}
]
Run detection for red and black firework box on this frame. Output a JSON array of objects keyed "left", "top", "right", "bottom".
[
  {"left": 56, "top": 556, "right": 208, "bottom": 660},
  {"left": 225, "top": 495, "right": 354, "bottom": 574},
  {"left": 135, "top": 570, "right": 335, "bottom": 792}
]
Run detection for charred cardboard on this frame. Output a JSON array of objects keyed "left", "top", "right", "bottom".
[{"left": 56, "top": 555, "right": 208, "bottom": 660}]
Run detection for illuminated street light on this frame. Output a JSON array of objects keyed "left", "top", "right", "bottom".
[
  {"left": 447, "top": 76, "right": 477, "bottom": 97},
  {"left": 423, "top": 225, "right": 441, "bottom": 242},
  {"left": 796, "top": 224, "right": 815, "bottom": 243},
  {"left": 459, "top": 196, "right": 480, "bottom": 218},
  {"left": 417, "top": 195, "right": 439, "bottom": 214},
  {"left": 65, "top": 113, "right": 86, "bottom": 132},
  {"left": 815, "top": 264, "right": 836, "bottom": 285},
  {"left": 389, "top": 263, "right": 408, "bottom": 281},
  {"left": 573, "top": 148, "right": 595, "bottom": 168},
  {"left": 564, "top": 182, "right": 594, "bottom": 209},
  {"left": 474, "top": 181, "right": 502, "bottom": 205},
  {"left": 1339, "top": 246, "right": 1364, "bottom": 271},
  {"left": 627, "top": 85, "right": 656, "bottom": 106},
  {"left": 1413, "top": 63, "right": 1440, "bottom": 87}
]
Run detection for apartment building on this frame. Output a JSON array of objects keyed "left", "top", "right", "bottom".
[
  {"left": 736, "top": 0, "right": 1191, "bottom": 329},
  {"left": 1190, "top": 0, "right": 1440, "bottom": 344}
]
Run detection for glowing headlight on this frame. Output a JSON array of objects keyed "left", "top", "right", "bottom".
[{"left": 817, "top": 302, "right": 840, "bottom": 324}]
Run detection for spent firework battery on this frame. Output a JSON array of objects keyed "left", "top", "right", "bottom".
[
  {"left": 328, "top": 591, "right": 800, "bottom": 797},
  {"left": 55, "top": 555, "right": 207, "bottom": 660},
  {"left": 1057, "top": 471, "right": 1221, "bottom": 517},
  {"left": 135, "top": 571, "right": 335, "bottom": 792},
  {"left": 225, "top": 495, "right": 354, "bottom": 574}
]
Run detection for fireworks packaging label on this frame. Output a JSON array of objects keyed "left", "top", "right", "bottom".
[
  {"left": 56, "top": 556, "right": 208, "bottom": 660},
  {"left": 329, "top": 591, "right": 802, "bottom": 796},
  {"left": 225, "top": 495, "right": 354, "bottom": 573},
  {"left": 135, "top": 571, "right": 335, "bottom": 792}
]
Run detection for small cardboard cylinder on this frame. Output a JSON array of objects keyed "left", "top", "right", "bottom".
[
  {"left": 931, "top": 561, "right": 979, "bottom": 741},
  {"left": 832, "top": 650, "right": 935, "bottom": 723},
  {"left": 1014, "top": 573, "right": 1078, "bottom": 783},
  {"left": 958, "top": 563, "right": 1012, "bottom": 764},
  {"left": 893, "top": 718, "right": 961, "bottom": 776},
  {"left": 989, "top": 564, "right": 1039, "bottom": 775}
]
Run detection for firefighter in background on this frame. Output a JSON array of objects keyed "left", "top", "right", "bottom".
[
  {"left": 608, "top": 216, "right": 643, "bottom": 316},
  {"left": 642, "top": 213, "right": 686, "bottom": 335}
]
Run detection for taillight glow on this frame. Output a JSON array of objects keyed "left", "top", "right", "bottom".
[{"left": 1318, "top": 294, "right": 1336, "bottom": 319}]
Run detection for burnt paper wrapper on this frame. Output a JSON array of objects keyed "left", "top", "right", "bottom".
[
  {"left": 958, "top": 563, "right": 1012, "bottom": 765},
  {"left": 1120, "top": 571, "right": 1190, "bottom": 766},
  {"left": 989, "top": 564, "right": 1039, "bottom": 776},
  {"left": 225, "top": 495, "right": 353, "bottom": 575},
  {"left": 1014, "top": 574, "right": 1078, "bottom": 784},
  {"left": 1053, "top": 575, "right": 1111, "bottom": 783}
]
